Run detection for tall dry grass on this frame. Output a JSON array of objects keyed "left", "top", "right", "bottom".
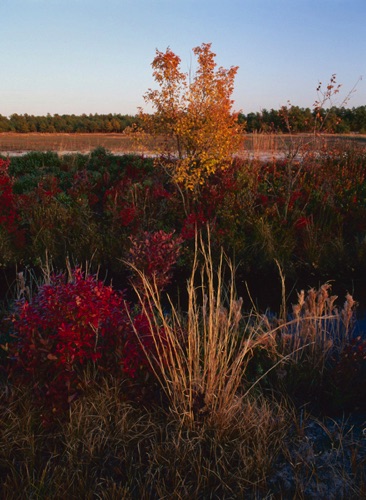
[
  {"left": 278, "top": 283, "right": 355, "bottom": 369},
  {"left": 126, "top": 232, "right": 280, "bottom": 428}
]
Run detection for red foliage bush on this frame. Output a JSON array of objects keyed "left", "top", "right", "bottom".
[
  {"left": 128, "top": 230, "right": 183, "bottom": 292},
  {"left": 181, "top": 211, "right": 208, "bottom": 240},
  {"left": 0, "top": 158, "right": 24, "bottom": 251},
  {"left": 103, "top": 178, "right": 139, "bottom": 230},
  {"left": 8, "top": 269, "right": 160, "bottom": 418}
]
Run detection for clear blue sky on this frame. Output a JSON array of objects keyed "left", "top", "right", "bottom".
[{"left": 1, "top": 0, "right": 365, "bottom": 117}]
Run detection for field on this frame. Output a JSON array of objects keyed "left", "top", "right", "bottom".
[
  {"left": 1, "top": 131, "right": 366, "bottom": 157},
  {"left": 0, "top": 141, "right": 366, "bottom": 497},
  {"left": 0, "top": 132, "right": 148, "bottom": 155}
]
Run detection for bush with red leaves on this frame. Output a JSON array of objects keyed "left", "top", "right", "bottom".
[
  {"left": 0, "top": 158, "right": 24, "bottom": 260},
  {"left": 128, "top": 230, "right": 183, "bottom": 292},
  {"left": 8, "top": 269, "right": 161, "bottom": 418}
]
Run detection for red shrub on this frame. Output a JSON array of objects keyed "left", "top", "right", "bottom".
[
  {"left": 0, "top": 159, "right": 26, "bottom": 262},
  {"left": 0, "top": 158, "right": 23, "bottom": 245},
  {"left": 128, "top": 230, "right": 183, "bottom": 292},
  {"left": 122, "top": 311, "right": 168, "bottom": 379},
  {"left": 181, "top": 211, "right": 208, "bottom": 240},
  {"left": 8, "top": 269, "right": 158, "bottom": 418},
  {"left": 103, "top": 179, "right": 139, "bottom": 229}
]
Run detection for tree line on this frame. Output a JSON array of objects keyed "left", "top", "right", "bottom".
[
  {"left": 0, "top": 106, "right": 365, "bottom": 134},
  {"left": 239, "top": 105, "right": 366, "bottom": 134},
  {"left": 0, "top": 113, "right": 139, "bottom": 134}
]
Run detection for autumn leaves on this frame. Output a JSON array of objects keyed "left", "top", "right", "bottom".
[{"left": 140, "top": 43, "right": 243, "bottom": 191}]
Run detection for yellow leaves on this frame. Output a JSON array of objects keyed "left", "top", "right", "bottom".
[{"left": 140, "top": 43, "right": 242, "bottom": 192}]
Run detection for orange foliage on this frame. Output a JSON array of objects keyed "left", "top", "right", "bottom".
[{"left": 140, "top": 43, "right": 243, "bottom": 191}]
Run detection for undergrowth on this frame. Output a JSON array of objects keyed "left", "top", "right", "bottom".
[{"left": 0, "top": 235, "right": 365, "bottom": 498}]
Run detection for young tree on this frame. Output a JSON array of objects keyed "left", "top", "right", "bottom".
[{"left": 140, "top": 43, "right": 243, "bottom": 191}]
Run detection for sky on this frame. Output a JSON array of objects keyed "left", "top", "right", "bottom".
[{"left": 1, "top": 0, "right": 365, "bottom": 117}]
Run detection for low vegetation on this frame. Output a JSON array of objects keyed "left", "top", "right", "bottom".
[{"left": 0, "top": 144, "right": 365, "bottom": 497}]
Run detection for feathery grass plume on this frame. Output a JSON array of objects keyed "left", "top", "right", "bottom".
[
  {"left": 282, "top": 283, "right": 355, "bottom": 366},
  {"left": 274, "top": 283, "right": 357, "bottom": 409}
]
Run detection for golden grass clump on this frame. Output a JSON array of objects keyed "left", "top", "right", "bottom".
[
  {"left": 279, "top": 283, "right": 356, "bottom": 369},
  {"left": 127, "top": 232, "right": 278, "bottom": 428}
]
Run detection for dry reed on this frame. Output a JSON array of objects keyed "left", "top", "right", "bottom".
[{"left": 127, "top": 231, "right": 274, "bottom": 427}]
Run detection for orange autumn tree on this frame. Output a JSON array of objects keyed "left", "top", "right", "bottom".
[{"left": 140, "top": 43, "right": 243, "bottom": 191}]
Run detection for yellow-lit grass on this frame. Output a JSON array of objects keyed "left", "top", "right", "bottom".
[
  {"left": 278, "top": 283, "right": 356, "bottom": 373},
  {"left": 127, "top": 232, "right": 278, "bottom": 428}
]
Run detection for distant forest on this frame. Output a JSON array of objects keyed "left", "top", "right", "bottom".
[
  {"left": 0, "top": 106, "right": 365, "bottom": 134},
  {"left": 238, "top": 106, "right": 366, "bottom": 134}
]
